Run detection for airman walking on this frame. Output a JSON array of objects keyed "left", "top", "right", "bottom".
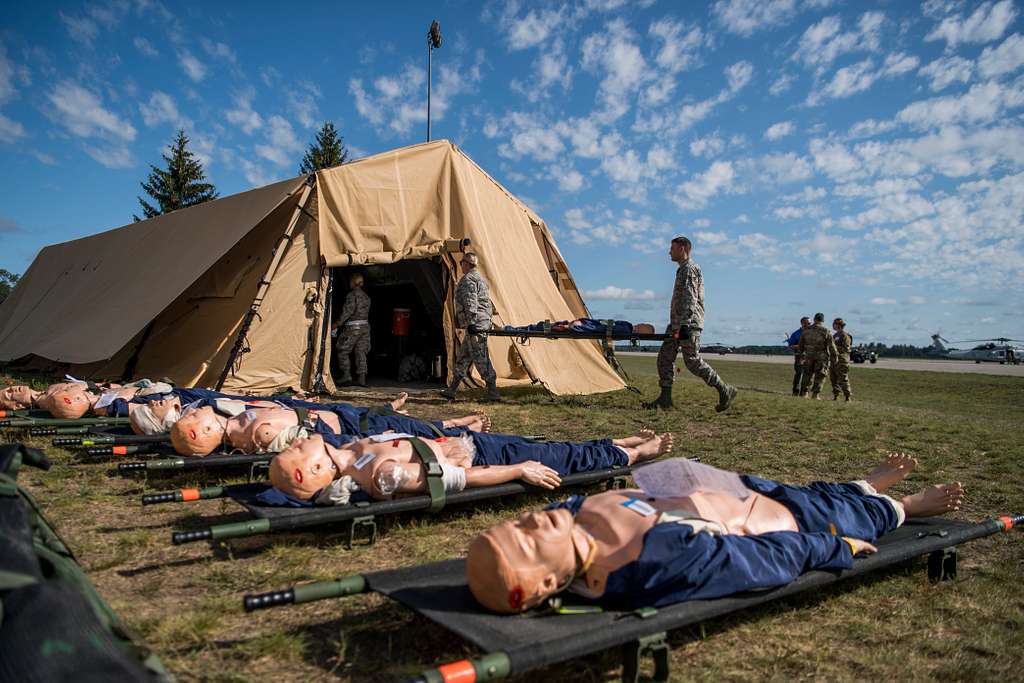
[{"left": 442, "top": 252, "right": 500, "bottom": 401}]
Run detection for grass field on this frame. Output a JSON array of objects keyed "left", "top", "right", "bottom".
[{"left": 8, "top": 356, "right": 1024, "bottom": 682}]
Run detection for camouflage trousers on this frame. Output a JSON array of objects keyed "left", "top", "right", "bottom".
[
  {"left": 452, "top": 332, "right": 497, "bottom": 384},
  {"left": 792, "top": 354, "right": 805, "bottom": 395},
  {"left": 336, "top": 324, "right": 370, "bottom": 380},
  {"left": 830, "top": 358, "right": 851, "bottom": 398},
  {"left": 800, "top": 358, "right": 828, "bottom": 396},
  {"left": 656, "top": 328, "right": 721, "bottom": 389}
]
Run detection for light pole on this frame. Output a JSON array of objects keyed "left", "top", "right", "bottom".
[{"left": 427, "top": 20, "right": 442, "bottom": 142}]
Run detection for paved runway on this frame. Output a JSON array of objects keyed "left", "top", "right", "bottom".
[{"left": 619, "top": 352, "right": 1024, "bottom": 377}]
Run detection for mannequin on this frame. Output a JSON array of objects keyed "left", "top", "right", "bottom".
[
  {"left": 465, "top": 454, "right": 964, "bottom": 613},
  {"left": 265, "top": 430, "right": 673, "bottom": 504}
]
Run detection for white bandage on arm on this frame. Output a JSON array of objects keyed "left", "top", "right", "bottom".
[
  {"left": 850, "top": 480, "right": 906, "bottom": 527},
  {"left": 441, "top": 463, "right": 467, "bottom": 493}
]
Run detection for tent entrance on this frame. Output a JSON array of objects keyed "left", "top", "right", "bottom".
[{"left": 330, "top": 259, "right": 449, "bottom": 387}]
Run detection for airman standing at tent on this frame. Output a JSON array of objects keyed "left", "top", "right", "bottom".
[
  {"left": 332, "top": 273, "right": 371, "bottom": 387},
  {"left": 442, "top": 252, "right": 500, "bottom": 402}
]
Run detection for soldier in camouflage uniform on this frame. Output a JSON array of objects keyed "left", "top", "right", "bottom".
[
  {"left": 830, "top": 317, "right": 853, "bottom": 401},
  {"left": 441, "top": 252, "right": 500, "bottom": 401},
  {"left": 643, "top": 236, "right": 737, "bottom": 412},
  {"left": 333, "top": 273, "right": 371, "bottom": 386},
  {"left": 797, "top": 312, "right": 837, "bottom": 399}
]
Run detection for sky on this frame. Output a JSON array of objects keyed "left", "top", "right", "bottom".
[{"left": 1, "top": 0, "right": 1023, "bottom": 347}]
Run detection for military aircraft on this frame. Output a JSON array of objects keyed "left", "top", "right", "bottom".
[{"left": 929, "top": 334, "right": 1024, "bottom": 364}]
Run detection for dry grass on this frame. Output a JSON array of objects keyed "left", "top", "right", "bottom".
[{"left": 7, "top": 356, "right": 1024, "bottom": 681}]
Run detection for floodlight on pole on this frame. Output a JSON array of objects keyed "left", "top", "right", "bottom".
[{"left": 426, "top": 20, "right": 442, "bottom": 142}]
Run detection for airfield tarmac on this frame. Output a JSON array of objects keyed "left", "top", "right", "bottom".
[{"left": 619, "top": 352, "right": 1024, "bottom": 377}]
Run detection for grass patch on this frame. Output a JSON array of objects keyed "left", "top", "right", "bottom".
[{"left": 8, "top": 359, "right": 1023, "bottom": 681}]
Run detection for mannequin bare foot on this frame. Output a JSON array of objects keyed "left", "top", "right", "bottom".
[
  {"left": 389, "top": 392, "right": 410, "bottom": 412},
  {"left": 444, "top": 413, "right": 492, "bottom": 432},
  {"left": 627, "top": 432, "right": 673, "bottom": 464},
  {"left": 865, "top": 452, "right": 918, "bottom": 493},
  {"left": 900, "top": 482, "right": 964, "bottom": 518},
  {"left": 613, "top": 429, "right": 657, "bottom": 448}
]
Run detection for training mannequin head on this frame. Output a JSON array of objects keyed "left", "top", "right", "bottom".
[
  {"left": 41, "top": 386, "right": 93, "bottom": 419},
  {"left": 0, "top": 385, "right": 39, "bottom": 410},
  {"left": 169, "top": 405, "right": 225, "bottom": 456},
  {"left": 669, "top": 235, "right": 692, "bottom": 263},
  {"left": 129, "top": 396, "right": 182, "bottom": 435},
  {"left": 466, "top": 508, "right": 580, "bottom": 613},
  {"left": 269, "top": 435, "right": 348, "bottom": 500}
]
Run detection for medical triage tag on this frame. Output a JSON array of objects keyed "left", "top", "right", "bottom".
[
  {"left": 353, "top": 452, "right": 376, "bottom": 470},
  {"left": 622, "top": 499, "right": 656, "bottom": 516}
]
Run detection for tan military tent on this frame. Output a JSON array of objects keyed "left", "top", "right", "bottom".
[{"left": 0, "top": 140, "right": 625, "bottom": 396}]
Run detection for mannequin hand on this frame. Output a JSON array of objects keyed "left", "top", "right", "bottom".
[
  {"left": 843, "top": 537, "right": 877, "bottom": 555},
  {"left": 519, "top": 461, "right": 562, "bottom": 489}
]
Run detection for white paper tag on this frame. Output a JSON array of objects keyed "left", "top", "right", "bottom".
[
  {"left": 353, "top": 452, "right": 376, "bottom": 470},
  {"left": 622, "top": 499, "right": 656, "bottom": 516}
]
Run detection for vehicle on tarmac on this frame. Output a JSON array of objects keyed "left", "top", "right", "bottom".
[
  {"left": 700, "top": 343, "right": 733, "bottom": 355},
  {"left": 851, "top": 347, "right": 877, "bottom": 364},
  {"left": 929, "top": 334, "right": 1024, "bottom": 364}
]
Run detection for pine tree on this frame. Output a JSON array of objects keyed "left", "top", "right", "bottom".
[
  {"left": 135, "top": 130, "right": 218, "bottom": 221},
  {"left": 299, "top": 122, "right": 349, "bottom": 174},
  {"left": 0, "top": 269, "right": 19, "bottom": 304}
]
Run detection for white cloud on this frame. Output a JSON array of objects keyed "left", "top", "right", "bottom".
[
  {"left": 881, "top": 52, "right": 920, "bottom": 77},
  {"left": 178, "top": 50, "right": 206, "bottom": 82},
  {"left": 692, "top": 218, "right": 712, "bottom": 228},
  {"left": 83, "top": 144, "right": 133, "bottom": 168},
  {"left": 769, "top": 72, "right": 796, "bottom": 95},
  {"left": 907, "top": 296, "right": 927, "bottom": 304},
  {"left": 133, "top": 37, "right": 159, "bottom": 58},
  {"left": 498, "top": 113, "right": 565, "bottom": 161},
  {"left": 925, "top": 0, "right": 1017, "bottom": 48},
  {"left": 60, "top": 12, "right": 98, "bottom": 46},
  {"left": 505, "top": 7, "right": 567, "bottom": 50},
  {"left": 872, "top": 297, "right": 898, "bottom": 305},
  {"left": 674, "top": 160, "right": 737, "bottom": 210},
  {"left": 695, "top": 230, "right": 728, "bottom": 244},
  {"left": 764, "top": 121, "right": 795, "bottom": 140},
  {"left": 254, "top": 115, "right": 302, "bottom": 166},
  {"left": 0, "top": 113, "right": 26, "bottom": 143},
  {"left": 847, "top": 118, "right": 897, "bottom": 139},
  {"left": 978, "top": 33, "right": 1024, "bottom": 79},
  {"left": 200, "top": 38, "right": 237, "bottom": 64},
  {"left": 225, "top": 88, "right": 263, "bottom": 134},
  {"left": 139, "top": 91, "right": 185, "bottom": 128},
  {"left": 712, "top": 0, "right": 799, "bottom": 36},
  {"left": 896, "top": 81, "right": 1024, "bottom": 129},
  {"left": 759, "top": 152, "right": 815, "bottom": 183},
  {"left": 796, "top": 231, "right": 858, "bottom": 263},
  {"left": 810, "top": 52, "right": 918, "bottom": 104},
  {"left": 288, "top": 81, "right": 321, "bottom": 129},
  {"left": 918, "top": 55, "right": 974, "bottom": 91},
  {"left": 239, "top": 157, "right": 273, "bottom": 187},
  {"left": 649, "top": 18, "right": 705, "bottom": 73},
  {"left": 46, "top": 81, "right": 136, "bottom": 142},
  {"left": 690, "top": 133, "right": 726, "bottom": 158},
  {"left": 552, "top": 166, "right": 585, "bottom": 192},
  {"left": 581, "top": 19, "right": 650, "bottom": 120},
  {"left": 583, "top": 286, "right": 657, "bottom": 300},
  {"left": 726, "top": 61, "right": 754, "bottom": 92},
  {"left": 793, "top": 11, "right": 884, "bottom": 74}
]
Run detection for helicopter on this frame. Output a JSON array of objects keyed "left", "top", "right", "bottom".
[{"left": 929, "top": 334, "right": 1024, "bottom": 364}]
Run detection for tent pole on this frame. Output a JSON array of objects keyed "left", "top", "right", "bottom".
[
  {"left": 310, "top": 268, "right": 334, "bottom": 393},
  {"left": 214, "top": 177, "right": 316, "bottom": 391}
]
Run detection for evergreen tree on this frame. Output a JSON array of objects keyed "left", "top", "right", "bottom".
[
  {"left": 135, "top": 130, "right": 218, "bottom": 221},
  {"left": 0, "top": 269, "right": 19, "bottom": 304},
  {"left": 299, "top": 122, "right": 349, "bottom": 174}
]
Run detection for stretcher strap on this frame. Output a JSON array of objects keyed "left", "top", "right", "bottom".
[{"left": 409, "top": 437, "right": 446, "bottom": 512}]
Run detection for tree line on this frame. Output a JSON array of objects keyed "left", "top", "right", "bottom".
[{"left": 134, "top": 122, "right": 349, "bottom": 221}]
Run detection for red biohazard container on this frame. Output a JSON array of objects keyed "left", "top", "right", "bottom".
[{"left": 392, "top": 308, "right": 411, "bottom": 336}]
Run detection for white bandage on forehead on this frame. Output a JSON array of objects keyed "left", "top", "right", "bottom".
[
  {"left": 260, "top": 425, "right": 309, "bottom": 454},
  {"left": 441, "top": 463, "right": 467, "bottom": 493}
]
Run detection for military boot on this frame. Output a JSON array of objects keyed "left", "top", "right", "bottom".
[
  {"left": 811, "top": 392, "right": 821, "bottom": 400},
  {"left": 355, "top": 374, "right": 367, "bottom": 387},
  {"left": 440, "top": 376, "right": 462, "bottom": 401},
  {"left": 337, "top": 375, "right": 353, "bottom": 386},
  {"left": 484, "top": 381, "right": 502, "bottom": 403},
  {"left": 832, "top": 393, "right": 839, "bottom": 401},
  {"left": 845, "top": 394, "right": 852, "bottom": 402},
  {"left": 642, "top": 386, "right": 674, "bottom": 410},
  {"left": 715, "top": 383, "right": 738, "bottom": 413}
]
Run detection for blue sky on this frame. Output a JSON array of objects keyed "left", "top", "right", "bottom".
[{"left": 1, "top": 0, "right": 1022, "bottom": 346}]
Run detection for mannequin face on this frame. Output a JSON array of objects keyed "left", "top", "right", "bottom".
[
  {"left": 43, "top": 388, "right": 93, "bottom": 419},
  {"left": 169, "top": 406, "right": 224, "bottom": 456},
  {"left": 0, "top": 385, "right": 38, "bottom": 410},
  {"left": 467, "top": 508, "right": 577, "bottom": 613},
  {"left": 269, "top": 436, "right": 341, "bottom": 500}
]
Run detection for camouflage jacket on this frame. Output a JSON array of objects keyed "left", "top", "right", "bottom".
[
  {"left": 336, "top": 288, "right": 370, "bottom": 325},
  {"left": 455, "top": 269, "right": 493, "bottom": 329},
  {"left": 669, "top": 260, "right": 705, "bottom": 331},
  {"left": 798, "top": 323, "right": 838, "bottom": 363},
  {"left": 834, "top": 331, "right": 853, "bottom": 360}
]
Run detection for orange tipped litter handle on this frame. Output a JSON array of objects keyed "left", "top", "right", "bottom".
[
  {"left": 437, "top": 660, "right": 477, "bottom": 683},
  {"left": 181, "top": 488, "right": 201, "bottom": 502}
]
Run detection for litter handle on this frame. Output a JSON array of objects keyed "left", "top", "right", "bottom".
[
  {"left": 172, "top": 528, "right": 213, "bottom": 545},
  {"left": 118, "top": 462, "right": 147, "bottom": 472},
  {"left": 243, "top": 588, "right": 296, "bottom": 612},
  {"left": 142, "top": 492, "right": 178, "bottom": 505}
]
